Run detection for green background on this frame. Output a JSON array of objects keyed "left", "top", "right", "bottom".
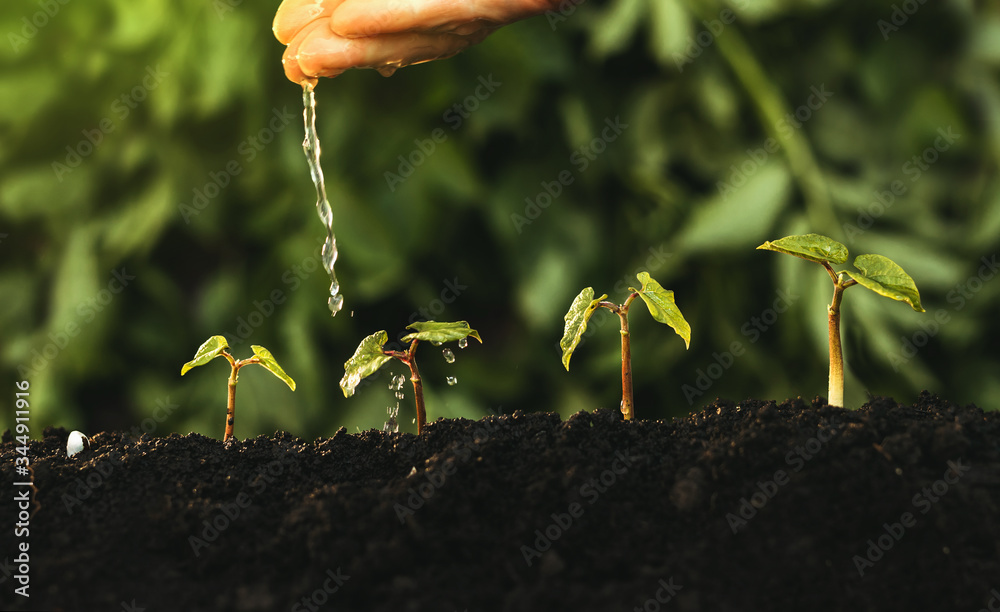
[{"left": 2, "top": 0, "right": 998, "bottom": 440}]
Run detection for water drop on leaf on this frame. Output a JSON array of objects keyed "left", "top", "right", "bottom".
[
  {"left": 458, "top": 337, "right": 468, "bottom": 349},
  {"left": 443, "top": 348, "right": 455, "bottom": 363}
]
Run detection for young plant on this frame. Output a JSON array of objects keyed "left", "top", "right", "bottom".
[
  {"left": 340, "top": 321, "right": 481, "bottom": 434},
  {"left": 180, "top": 336, "right": 296, "bottom": 442},
  {"left": 757, "top": 233, "right": 924, "bottom": 407},
  {"left": 560, "top": 272, "right": 691, "bottom": 420}
]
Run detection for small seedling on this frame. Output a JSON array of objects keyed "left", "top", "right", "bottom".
[
  {"left": 560, "top": 272, "right": 691, "bottom": 420},
  {"left": 757, "top": 233, "right": 924, "bottom": 407},
  {"left": 181, "top": 336, "right": 296, "bottom": 442},
  {"left": 340, "top": 321, "right": 481, "bottom": 434}
]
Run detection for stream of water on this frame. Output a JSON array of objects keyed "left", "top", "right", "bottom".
[{"left": 301, "top": 84, "right": 344, "bottom": 315}]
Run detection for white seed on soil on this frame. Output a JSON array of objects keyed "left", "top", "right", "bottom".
[
  {"left": 67, "top": 431, "right": 90, "bottom": 457},
  {"left": 446, "top": 376, "right": 458, "bottom": 386},
  {"left": 442, "top": 348, "right": 455, "bottom": 363}
]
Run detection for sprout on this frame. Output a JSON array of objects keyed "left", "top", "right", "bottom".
[
  {"left": 758, "top": 233, "right": 924, "bottom": 407},
  {"left": 67, "top": 431, "right": 90, "bottom": 457},
  {"left": 181, "top": 336, "right": 296, "bottom": 442},
  {"left": 340, "top": 321, "right": 481, "bottom": 434},
  {"left": 560, "top": 272, "right": 691, "bottom": 420}
]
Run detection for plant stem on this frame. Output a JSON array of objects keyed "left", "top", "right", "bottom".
[
  {"left": 827, "top": 283, "right": 845, "bottom": 408},
  {"left": 603, "top": 294, "right": 638, "bottom": 420},
  {"left": 223, "top": 354, "right": 259, "bottom": 443},
  {"left": 824, "top": 264, "right": 857, "bottom": 408},
  {"left": 224, "top": 353, "right": 238, "bottom": 442},
  {"left": 407, "top": 340, "right": 427, "bottom": 435},
  {"left": 388, "top": 340, "right": 427, "bottom": 434}
]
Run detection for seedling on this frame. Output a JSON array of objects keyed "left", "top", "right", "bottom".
[
  {"left": 340, "top": 321, "right": 482, "bottom": 434},
  {"left": 180, "top": 336, "right": 296, "bottom": 442},
  {"left": 757, "top": 233, "right": 924, "bottom": 407},
  {"left": 560, "top": 272, "right": 691, "bottom": 420}
]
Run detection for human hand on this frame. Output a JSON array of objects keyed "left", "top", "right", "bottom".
[{"left": 274, "top": 0, "right": 561, "bottom": 85}]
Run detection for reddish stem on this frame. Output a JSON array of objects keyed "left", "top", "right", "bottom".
[
  {"left": 601, "top": 294, "right": 638, "bottom": 420},
  {"left": 386, "top": 340, "right": 427, "bottom": 434}
]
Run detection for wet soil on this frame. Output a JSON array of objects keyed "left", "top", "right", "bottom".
[{"left": 2, "top": 392, "right": 999, "bottom": 612}]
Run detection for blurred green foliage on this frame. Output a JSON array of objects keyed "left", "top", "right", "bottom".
[{"left": 2, "top": 0, "right": 998, "bottom": 440}]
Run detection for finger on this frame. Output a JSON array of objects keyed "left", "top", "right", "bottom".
[
  {"left": 273, "top": 0, "right": 342, "bottom": 45},
  {"left": 282, "top": 21, "right": 337, "bottom": 84},
  {"left": 295, "top": 28, "right": 476, "bottom": 79},
  {"left": 331, "top": 0, "right": 558, "bottom": 37}
]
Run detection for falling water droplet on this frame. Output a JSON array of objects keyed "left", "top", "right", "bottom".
[
  {"left": 458, "top": 337, "right": 468, "bottom": 349},
  {"left": 376, "top": 61, "right": 401, "bottom": 77},
  {"left": 446, "top": 376, "right": 458, "bottom": 386},
  {"left": 383, "top": 403, "right": 399, "bottom": 433},
  {"left": 442, "top": 348, "right": 455, "bottom": 363},
  {"left": 301, "top": 83, "right": 344, "bottom": 316}
]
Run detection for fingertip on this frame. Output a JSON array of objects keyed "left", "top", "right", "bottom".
[
  {"left": 273, "top": 0, "right": 332, "bottom": 45},
  {"left": 297, "top": 30, "right": 356, "bottom": 78}
]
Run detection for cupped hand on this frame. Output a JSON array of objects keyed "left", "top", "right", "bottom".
[{"left": 274, "top": 0, "right": 560, "bottom": 85}]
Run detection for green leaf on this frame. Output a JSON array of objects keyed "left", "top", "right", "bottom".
[
  {"left": 340, "top": 331, "right": 393, "bottom": 397},
  {"left": 678, "top": 163, "right": 791, "bottom": 252},
  {"left": 181, "top": 335, "right": 229, "bottom": 375},
  {"left": 590, "top": 0, "right": 646, "bottom": 58},
  {"left": 648, "top": 0, "right": 691, "bottom": 67},
  {"left": 629, "top": 272, "right": 691, "bottom": 349},
  {"left": 845, "top": 254, "right": 925, "bottom": 312},
  {"left": 402, "top": 321, "right": 483, "bottom": 345},
  {"left": 559, "top": 288, "right": 608, "bottom": 370},
  {"left": 250, "top": 345, "right": 296, "bottom": 391},
  {"left": 757, "top": 233, "right": 849, "bottom": 265}
]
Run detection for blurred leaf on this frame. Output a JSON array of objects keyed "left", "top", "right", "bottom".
[
  {"left": 559, "top": 287, "right": 607, "bottom": 370},
  {"left": 108, "top": 0, "right": 166, "bottom": 49},
  {"left": 517, "top": 247, "right": 577, "bottom": 330},
  {"left": 0, "top": 165, "right": 92, "bottom": 221},
  {"left": 181, "top": 335, "right": 229, "bottom": 375},
  {"left": 101, "top": 176, "right": 175, "bottom": 258},
  {"left": 50, "top": 225, "right": 100, "bottom": 331},
  {"left": 0, "top": 71, "right": 61, "bottom": 126},
  {"left": 630, "top": 272, "right": 691, "bottom": 349},
  {"left": 679, "top": 163, "right": 791, "bottom": 251},
  {"left": 250, "top": 344, "right": 296, "bottom": 391},
  {"left": 589, "top": 0, "right": 646, "bottom": 58},
  {"left": 648, "top": 0, "right": 691, "bottom": 66},
  {"left": 340, "top": 331, "right": 392, "bottom": 397},
  {"left": 846, "top": 254, "right": 925, "bottom": 312}
]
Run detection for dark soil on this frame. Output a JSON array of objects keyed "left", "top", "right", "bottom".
[{"left": 3, "top": 393, "right": 999, "bottom": 612}]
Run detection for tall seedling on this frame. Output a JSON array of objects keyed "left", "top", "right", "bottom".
[
  {"left": 758, "top": 233, "right": 924, "bottom": 406},
  {"left": 560, "top": 272, "right": 691, "bottom": 420}
]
